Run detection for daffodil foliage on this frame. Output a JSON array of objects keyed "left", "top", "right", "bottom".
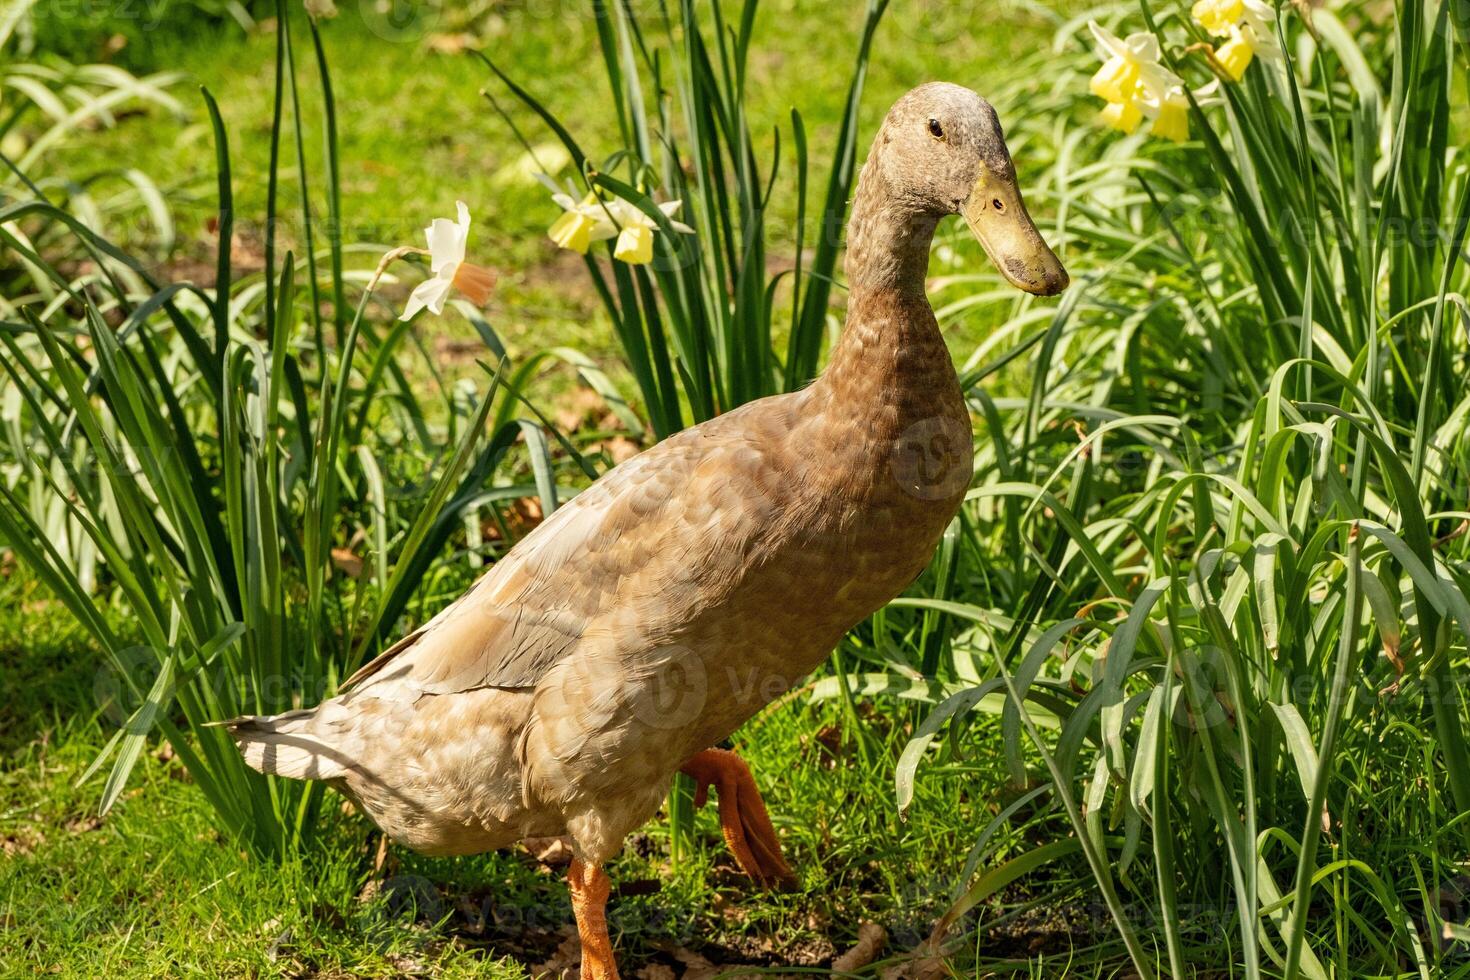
[
  {"left": 821, "top": 1, "right": 1470, "bottom": 975},
  {"left": 483, "top": 0, "right": 892, "bottom": 438},
  {"left": 0, "top": 2, "right": 567, "bottom": 858}
]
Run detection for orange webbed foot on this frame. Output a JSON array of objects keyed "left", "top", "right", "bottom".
[{"left": 680, "top": 748, "right": 797, "bottom": 890}]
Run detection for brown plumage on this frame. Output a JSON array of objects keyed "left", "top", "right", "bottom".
[{"left": 226, "top": 82, "right": 1066, "bottom": 978}]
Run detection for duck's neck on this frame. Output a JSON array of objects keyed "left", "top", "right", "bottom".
[
  {"left": 818, "top": 157, "right": 951, "bottom": 407},
  {"left": 841, "top": 158, "right": 939, "bottom": 299}
]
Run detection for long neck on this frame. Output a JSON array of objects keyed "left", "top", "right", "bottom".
[
  {"left": 801, "top": 155, "right": 971, "bottom": 516},
  {"left": 840, "top": 154, "right": 938, "bottom": 298},
  {"left": 819, "top": 155, "right": 948, "bottom": 401}
]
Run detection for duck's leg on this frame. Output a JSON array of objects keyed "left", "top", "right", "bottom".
[
  {"left": 680, "top": 748, "right": 797, "bottom": 889},
  {"left": 568, "top": 858, "right": 619, "bottom": 980}
]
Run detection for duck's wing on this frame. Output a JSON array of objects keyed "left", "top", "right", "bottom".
[{"left": 340, "top": 395, "right": 799, "bottom": 702}]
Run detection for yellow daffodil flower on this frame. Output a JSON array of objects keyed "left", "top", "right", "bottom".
[
  {"left": 540, "top": 175, "right": 693, "bottom": 266},
  {"left": 1151, "top": 100, "right": 1190, "bottom": 142},
  {"left": 605, "top": 199, "right": 694, "bottom": 266},
  {"left": 1100, "top": 100, "right": 1143, "bottom": 134},
  {"left": 399, "top": 201, "right": 497, "bottom": 321},
  {"left": 1191, "top": 0, "right": 1243, "bottom": 36},
  {"left": 1091, "top": 55, "right": 1142, "bottom": 105},
  {"left": 540, "top": 176, "right": 617, "bottom": 256},
  {"left": 614, "top": 223, "right": 654, "bottom": 264},
  {"left": 548, "top": 193, "right": 613, "bottom": 255},
  {"left": 1088, "top": 22, "right": 1191, "bottom": 142},
  {"left": 1215, "top": 30, "right": 1256, "bottom": 80},
  {"left": 1192, "top": 0, "right": 1280, "bottom": 80}
]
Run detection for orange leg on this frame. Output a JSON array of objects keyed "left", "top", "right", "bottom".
[
  {"left": 680, "top": 748, "right": 797, "bottom": 890},
  {"left": 567, "top": 858, "right": 619, "bottom": 980}
]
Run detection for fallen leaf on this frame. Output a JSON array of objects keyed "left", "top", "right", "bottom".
[
  {"left": 331, "top": 547, "right": 363, "bottom": 579},
  {"left": 554, "top": 388, "right": 608, "bottom": 433},
  {"left": 520, "top": 835, "right": 573, "bottom": 868},
  {"left": 832, "top": 921, "right": 887, "bottom": 973},
  {"left": 426, "top": 32, "right": 474, "bottom": 54},
  {"left": 528, "top": 925, "right": 580, "bottom": 977},
  {"left": 603, "top": 437, "right": 640, "bottom": 464},
  {"left": 668, "top": 947, "right": 720, "bottom": 980}
]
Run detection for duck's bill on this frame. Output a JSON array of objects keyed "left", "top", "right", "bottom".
[{"left": 962, "top": 175, "right": 1069, "bottom": 296}]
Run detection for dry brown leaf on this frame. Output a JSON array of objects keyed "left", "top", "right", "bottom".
[
  {"left": 555, "top": 388, "right": 608, "bottom": 433},
  {"left": 520, "top": 835, "right": 574, "bottom": 868},
  {"left": 528, "top": 925, "right": 580, "bottom": 978},
  {"left": 832, "top": 921, "right": 888, "bottom": 973},
  {"left": 604, "top": 437, "right": 641, "bottom": 464},
  {"left": 880, "top": 934, "right": 949, "bottom": 980},
  {"left": 667, "top": 947, "right": 720, "bottom": 980},
  {"left": 331, "top": 547, "right": 363, "bottom": 579}
]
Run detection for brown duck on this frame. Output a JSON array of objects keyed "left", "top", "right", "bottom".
[{"left": 226, "top": 82, "right": 1066, "bottom": 978}]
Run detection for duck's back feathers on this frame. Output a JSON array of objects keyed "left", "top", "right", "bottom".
[{"left": 338, "top": 394, "right": 806, "bottom": 703}]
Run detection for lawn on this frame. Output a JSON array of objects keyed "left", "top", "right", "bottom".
[
  {"left": 1, "top": 597, "right": 1027, "bottom": 977},
  {"left": 5, "top": 0, "right": 1470, "bottom": 977}
]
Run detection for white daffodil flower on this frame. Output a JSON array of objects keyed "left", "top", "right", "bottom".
[
  {"left": 399, "top": 201, "right": 497, "bottom": 321},
  {"left": 1234, "top": 0, "right": 1283, "bottom": 64}
]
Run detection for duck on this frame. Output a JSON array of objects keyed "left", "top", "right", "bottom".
[{"left": 224, "top": 81, "right": 1066, "bottom": 979}]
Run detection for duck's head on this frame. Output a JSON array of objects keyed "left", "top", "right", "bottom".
[{"left": 871, "top": 82, "right": 1068, "bottom": 296}]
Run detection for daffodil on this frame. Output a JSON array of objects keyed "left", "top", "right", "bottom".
[
  {"left": 1091, "top": 54, "right": 1142, "bottom": 105},
  {"left": 605, "top": 199, "right": 693, "bottom": 266},
  {"left": 1100, "top": 100, "right": 1143, "bottom": 134},
  {"left": 1215, "top": 30, "right": 1255, "bottom": 80},
  {"left": 1192, "top": 0, "right": 1280, "bottom": 80},
  {"left": 539, "top": 175, "right": 693, "bottom": 266},
  {"left": 1151, "top": 100, "right": 1190, "bottom": 142},
  {"left": 1088, "top": 22, "right": 1191, "bottom": 142},
  {"left": 548, "top": 193, "right": 615, "bottom": 254},
  {"left": 540, "top": 175, "right": 617, "bottom": 256},
  {"left": 1191, "top": 0, "right": 1243, "bottom": 35},
  {"left": 399, "top": 201, "right": 497, "bottom": 321}
]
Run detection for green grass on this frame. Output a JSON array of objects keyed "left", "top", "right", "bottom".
[{"left": 0, "top": 593, "right": 1042, "bottom": 978}]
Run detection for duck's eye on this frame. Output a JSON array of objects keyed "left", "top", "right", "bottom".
[{"left": 927, "top": 118, "right": 945, "bottom": 140}]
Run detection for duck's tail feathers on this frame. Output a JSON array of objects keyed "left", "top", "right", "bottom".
[{"left": 219, "top": 708, "right": 349, "bottom": 781}]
